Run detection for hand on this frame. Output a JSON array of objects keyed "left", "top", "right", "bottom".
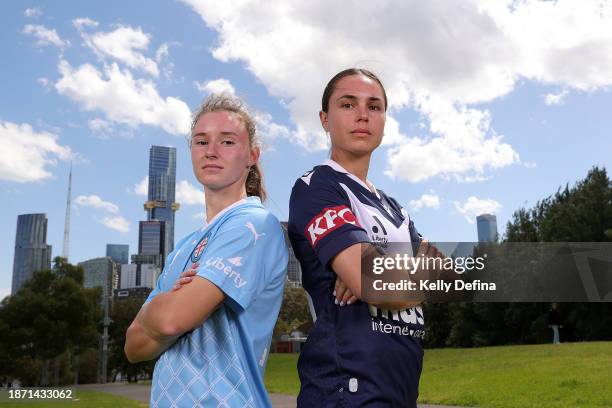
[
  {"left": 172, "top": 268, "right": 198, "bottom": 291},
  {"left": 334, "top": 276, "right": 358, "bottom": 306}
]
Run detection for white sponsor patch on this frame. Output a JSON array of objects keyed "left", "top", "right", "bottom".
[{"left": 349, "top": 378, "right": 358, "bottom": 393}]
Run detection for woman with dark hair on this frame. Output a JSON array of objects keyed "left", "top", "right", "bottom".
[
  {"left": 125, "top": 94, "right": 288, "bottom": 407},
  {"left": 288, "top": 69, "right": 427, "bottom": 407}
]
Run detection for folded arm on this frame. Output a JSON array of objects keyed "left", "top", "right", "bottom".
[
  {"left": 331, "top": 242, "right": 442, "bottom": 310},
  {"left": 125, "top": 276, "right": 225, "bottom": 363}
]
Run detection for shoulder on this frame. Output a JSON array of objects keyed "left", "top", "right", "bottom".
[
  {"left": 221, "top": 203, "right": 284, "bottom": 238},
  {"left": 291, "top": 165, "right": 339, "bottom": 190},
  {"left": 290, "top": 165, "right": 348, "bottom": 202}
]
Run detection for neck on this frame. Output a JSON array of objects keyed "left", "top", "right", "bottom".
[
  {"left": 204, "top": 181, "right": 247, "bottom": 223},
  {"left": 330, "top": 150, "right": 371, "bottom": 184}
]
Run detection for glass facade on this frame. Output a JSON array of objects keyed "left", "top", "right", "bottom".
[
  {"left": 477, "top": 213, "right": 498, "bottom": 243},
  {"left": 139, "top": 220, "right": 165, "bottom": 256},
  {"left": 12, "top": 213, "right": 52, "bottom": 294},
  {"left": 106, "top": 244, "right": 129, "bottom": 264},
  {"left": 78, "top": 257, "right": 118, "bottom": 306},
  {"left": 281, "top": 222, "right": 302, "bottom": 286},
  {"left": 147, "top": 146, "right": 177, "bottom": 260}
]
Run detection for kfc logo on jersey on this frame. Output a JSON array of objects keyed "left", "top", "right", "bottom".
[{"left": 306, "top": 205, "right": 359, "bottom": 246}]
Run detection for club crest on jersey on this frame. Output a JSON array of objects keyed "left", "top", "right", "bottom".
[
  {"left": 305, "top": 205, "right": 359, "bottom": 246},
  {"left": 190, "top": 235, "right": 209, "bottom": 264}
]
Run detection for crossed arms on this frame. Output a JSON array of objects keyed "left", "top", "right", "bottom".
[{"left": 124, "top": 276, "right": 225, "bottom": 363}]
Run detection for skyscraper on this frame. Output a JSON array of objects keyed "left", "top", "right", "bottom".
[
  {"left": 144, "top": 146, "right": 179, "bottom": 261},
  {"left": 477, "top": 213, "right": 498, "bottom": 243},
  {"left": 281, "top": 222, "right": 302, "bottom": 286},
  {"left": 106, "top": 244, "right": 129, "bottom": 265},
  {"left": 11, "top": 213, "right": 52, "bottom": 294}
]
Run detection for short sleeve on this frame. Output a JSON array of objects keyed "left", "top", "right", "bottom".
[
  {"left": 288, "top": 169, "right": 369, "bottom": 267},
  {"left": 196, "top": 211, "right": 284, "bottom": 311}
]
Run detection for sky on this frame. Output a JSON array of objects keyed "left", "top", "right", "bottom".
[{"left": 2, "top": 0, "right": 612, "bottom": 299}]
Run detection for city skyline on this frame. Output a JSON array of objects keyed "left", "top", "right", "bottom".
[{"left": 2, "top": 1, "right": 612, "bottom": 299}]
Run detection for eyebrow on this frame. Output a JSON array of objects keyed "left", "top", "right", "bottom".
[
  {"left": 336, "top": 94, "right": 383, "bottom": 103},
  {"left": 191, "top": 131, "right": 239, "bottom": 138}
]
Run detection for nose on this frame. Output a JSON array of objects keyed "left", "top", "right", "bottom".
[
  {"left": 203, "top": 142, "right": 218, "bottom": 159},
  {"left": 356, "top": 104, "right": 368, "bottom": 122}
]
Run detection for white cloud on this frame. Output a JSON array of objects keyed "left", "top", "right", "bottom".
[
  {"left": 408, "top": 192, "right": 440, "bottom": 212},
  {"left": 23, "top": 24, "right": 70, "bottom": 49},
  {"left": 253, "top": 111, "right": 290, "bottom": 147},
  {"left": 385, "top": 97, "right": 519, "bottom": 182},
  {"left": 454, "top": 196, "right": 502, "bottom": 223},
  {"left": 80, "top": 25, "right": 159, "bottom": 76},
  {"left": 155, "top": 43, "right": 170, "bottom": 62},
  {"left": 0, "top": 120, "right": 72, "bottom": 182},
  {"left": 88, "top": 118, "right": 113, "bottom": 132},
  {"left": 55, "top": 59, "right": 191, "bottom": 135},
  {"left": 75, "top": 194, "right": 119, "bottom": 213},
  {"left": 24, "top": 7, "right": 42, "bottom": 18},
  {"left": 195, "top": 78, "right": 236, "bottom": 95},
  {"left": 182, "top": 0, "right": 612, "bottom": 181},
  {"left": 543, "top": 90, "right": 568, "bottom": 106},
  {"left": 73, "top": 17, "right": 99, "bottom": 31},
  {"left": 37, "top": 77, "right": 51, "bottom": 91},
  {"left": 100, "top": 215, "right": 130, "bottom": 233},
  {"left": 176, "top": 180, "right": 205, "bottom": 205},
  {"left": 380, "top": 116, "right": 409, "bottom": 147},
  {"left": 132, "top": 176, "right": 148, "bottom": 196}
]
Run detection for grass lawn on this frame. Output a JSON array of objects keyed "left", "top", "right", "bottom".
[
  {"left": 265, "top": 341, "right": 612, "bottom": 408},
  {"left": 0, "top": 390, "right": 146, "bottom": 407}
]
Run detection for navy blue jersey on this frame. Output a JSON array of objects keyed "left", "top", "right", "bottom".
[{"left": 288, "top": 160, "right": 425, "bottom": 408}]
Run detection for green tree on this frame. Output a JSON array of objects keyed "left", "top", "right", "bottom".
[
  {"left": 273, "top": 285, "right": 312, "bottom": 339},
  {"left": 0, "top": 258, "right": 101, "bottom": 385},
  {"left": 108, "top": 298, "right": 154, "bottom": 382}
]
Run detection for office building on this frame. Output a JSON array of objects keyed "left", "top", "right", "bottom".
[
  {"left": 281, "top": 222, "right": 302, "bottom": 287},
  {"left": 144, "top": 146, "right": 179, "bottom": 262},
  {"left": 477, "top": 213, "right": 498, "bottom": 243},
  {"left": 106, "top": 244, "right": 129, "bottom": 265},
  {"left": 79, "top": 257, "right": 118, "bottom": 306},
  {"left": 120, "top": 263, "right": 159, "bottom": 289},
  {"left": 12, "top": 213, "right": 52, "bottom": 294}
]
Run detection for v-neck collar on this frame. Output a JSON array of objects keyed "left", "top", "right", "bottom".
[
  {"left": 200, "top": 196, "right": 260, "bottom": 231},
  {"left": 323, "top": 159, "right": 380, "bottom": 199}
]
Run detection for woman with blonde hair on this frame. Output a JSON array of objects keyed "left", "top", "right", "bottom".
[{"left": 126, "top": 94, "right": 288, "bottom": 407}]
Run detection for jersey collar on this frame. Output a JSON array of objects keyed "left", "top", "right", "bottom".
[
  {"left": 201, "top": 196, "right": 261, "bottom": 231},
  {"left": 323, "top": 159, "right": 381, "bottom": 199}
]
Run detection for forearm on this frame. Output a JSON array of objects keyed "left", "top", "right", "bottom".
[{"left": 124, "top": 317, "right": 177, "bottom": 363}]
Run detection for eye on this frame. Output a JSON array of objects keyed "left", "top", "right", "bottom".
[
  {"left": 221, "top": 139, "right": 236, "bottom": 145},
  {"left": 340, "top": 102, "right": 354, "bottom": 109},
  {"left": 369, "top": 105, "right": 382, "bottom": 111},
  {"left": 194, "top": 139, "right": 207, "bottom": 146}
]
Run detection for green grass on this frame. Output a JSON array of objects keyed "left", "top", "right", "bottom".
[
  {"left": 264, "top": 353, "right": 301, "bottom": 395},
  {"left": 0, "top": 390, "right": 146, "bottom": 407},
  {"left": 264, "top": 341, "right": 612, "bottom": 407}
]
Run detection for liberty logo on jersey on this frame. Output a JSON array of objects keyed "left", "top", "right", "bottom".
[
  {"left": 306, "top": 205, "right": 360, "bottom": 246},
  {"left": 205, "top": 257, "right": 247, "bottom": 288},
  {"left": 190, "top": 236, "right": 209, "bottom": 264}
]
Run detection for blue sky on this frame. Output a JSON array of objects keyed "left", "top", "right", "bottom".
[{"left": 2, "top": 0, "right": 612, "bottom": 298}]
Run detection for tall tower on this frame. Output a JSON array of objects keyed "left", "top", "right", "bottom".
[
  {"left": 62, "top": 163, "right": 72, "bottom": 260},
  {"left": 477, "top": 214, "right": 498, "bottom": 243},
  {"left": 143, "top": 146, "right": 179, "bottom": 261},
  {"left": 12, "top": 214, "right": 52, "bottom": 294}
]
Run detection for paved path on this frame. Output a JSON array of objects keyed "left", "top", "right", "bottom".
[{"left": 78, "top": 383, "right": 468, "bottom": 407}]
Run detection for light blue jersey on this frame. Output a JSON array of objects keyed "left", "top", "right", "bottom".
[{"left": 144, "top": 197, "right": 288, "bottom": 408}]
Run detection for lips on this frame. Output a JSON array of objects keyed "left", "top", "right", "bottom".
[
  {"left": 202, "top": 164, "right": 223, "bottom": 170},
  {"left": 351, "top": 129, "right": 371, "bottom": 135}
]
